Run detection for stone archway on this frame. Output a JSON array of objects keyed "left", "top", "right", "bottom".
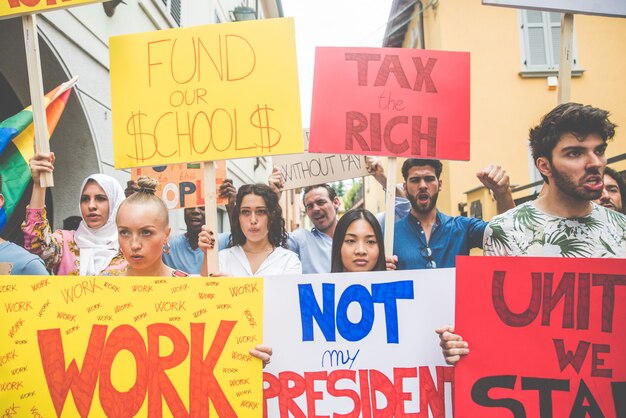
[{"left": 0, "top": 17, "right": 100, "bottom": 243}]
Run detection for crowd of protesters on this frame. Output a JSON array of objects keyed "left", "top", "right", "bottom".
[
  {"left": 0, "top": 102, "right": 624, "bottom": 368},
  {"left": 1, "top": 102, "right": 624, "bottom": 278}
]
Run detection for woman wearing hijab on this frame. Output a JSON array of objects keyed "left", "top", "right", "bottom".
[{"left": 22, "top": 152, "right": 127, "bottom": 275}]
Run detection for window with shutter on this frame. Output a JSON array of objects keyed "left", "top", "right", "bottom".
[
  {"left": 518, "top": 10, "right": 583, "bottom": 77},
  {"left": 170, "top": 0, "right": 181, "bottom": 26},
  {"left": 158, "top": 0, "right": 181, "bottom": 26}
]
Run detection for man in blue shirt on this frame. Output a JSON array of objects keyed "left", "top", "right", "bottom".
[
  {"left": 156, "top": 181, "right": 234, "bottom": 274},
  {"left": 394, "top": 159, "right": 513, "bottom": 269},
  {"left": 287, "top": 184, "right": 339, "bottom": 274},
  {"left": 162, "top": 205, "right": 231, "bottom": 274},
  {"left": 269, "top": 168, "right": 339, "bottom": 274},
  {"left": 0, "top": 175, "right": 48, "bottom": 275}
]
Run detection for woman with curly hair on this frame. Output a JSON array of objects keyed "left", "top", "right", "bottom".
[{"left": 200, "top": 183, "right": 301, "bottom": 276}]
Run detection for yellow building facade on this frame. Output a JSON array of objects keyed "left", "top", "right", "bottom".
[{"left": 368, "top": 0, "right": 626, "bottom": 220}]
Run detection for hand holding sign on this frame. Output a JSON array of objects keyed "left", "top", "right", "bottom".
[
  {"left": 198, "top": 225, "right": 230, "bottom": 277},
  {"left": 27, "top": 152, "right": 55, "bottom": 208},
  {"left": 268, "top": 166, "right": 285, "bottom": 196},
  {"left": 219, "top": 179, "right": 237, "bottom": 205},
  {"left": 365, "top": 156, "right": 385, "bottom": 184},
  {"left": 219, "top": 178, "right": 237, "bottom": 223},
  {"left": 249, "top": 344, "right": 273, "bottom": 368},
  {"left": 28, "top": 152, "right": 55, "bottom": 183},
  {"left": 435, "top": 325, "right": 470, "bottom": 365}
]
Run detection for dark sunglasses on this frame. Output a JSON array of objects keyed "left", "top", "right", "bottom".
[{"left": 420, "top": 246, "right": 437, "bottom": 269}]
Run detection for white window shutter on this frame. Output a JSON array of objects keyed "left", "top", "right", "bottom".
[{"left": 518, "top": 10, "right": 582, "bottom": 76}]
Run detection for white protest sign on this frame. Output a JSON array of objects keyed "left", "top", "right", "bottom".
[
  {"left": 263, "top": 269, "right": 455, "bottom": 417},
  {"left": 273, "top": 129, "right": 369, "bottom": 190},
  {"left": 482, "top": 0, "right": 626, "bottom": 18}
]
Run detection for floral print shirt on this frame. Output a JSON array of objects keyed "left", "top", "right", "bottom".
[
  {"left": 484, "top": 202, "right": 626, "bottom": 258},
  {"left": 22, "top": 207, "right": 127, "bottom": 275}
]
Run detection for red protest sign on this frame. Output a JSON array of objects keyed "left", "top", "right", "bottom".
[
  {"left": 309, "top": 47, "right": 470, "bottom": 160},
  {"left": 455, "top": 256, "right": 626, "bottom": 418}
]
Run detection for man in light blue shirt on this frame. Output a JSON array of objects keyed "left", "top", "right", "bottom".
[
  {"left": 287, "top": 184, "right": 340, "bottom": 274},
  {"left": 0, "top": 175, "right": 48, "bottom": 275},
  {"left": 161, "top": 181, "right": 234, "bottom": 274},
  {"left": 269, "top": 168, "right": 340, "bottom": 274},
  {"left": 163, "top": 205, "right": 229, "bottom": 274}
]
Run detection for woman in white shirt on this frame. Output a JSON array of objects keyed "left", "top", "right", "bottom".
[{"left": 200, "top": 183, "right": 301, "bottom": 276}]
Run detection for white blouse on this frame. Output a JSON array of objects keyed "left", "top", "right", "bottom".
[{"left": 218, "top": 246, "right": 302, "bottom": 276}]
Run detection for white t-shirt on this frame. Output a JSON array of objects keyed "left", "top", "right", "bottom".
[{"left": 219, "top": 245, "right": 302, "bottom": 276}]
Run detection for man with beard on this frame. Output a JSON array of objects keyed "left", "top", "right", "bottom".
[
  {"left": 393, "top": 159, "right": 514, "bottom": 270},
  {"left": 594, "top": 166, "right": 625, "bottom": 214},
  {"left": 440, "top": 104, "right": 626, "bottom": 365},
  {"left": 484, "top": 102, "right": 626, "bottom": 257}
]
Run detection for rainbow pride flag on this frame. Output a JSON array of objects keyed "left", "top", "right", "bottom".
[{"left": 0, "top": 77, "right": 76, "bottom": 232}]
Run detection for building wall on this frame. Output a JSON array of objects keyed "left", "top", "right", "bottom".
[
  {"left": 0, "top": 0, "right": 276, "bottom": 235},
  {"left": 401, "top": 1, "right": 626, "bottom": 217}
]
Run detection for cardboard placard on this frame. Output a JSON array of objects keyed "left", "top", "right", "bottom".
[
  {"left": 482, "top": 0, "right": 626, "bottom": 18},
  {"left": 110, "top": 18, "right": 304, "bottom": 168},
  {"left": 263, "top": 269, "right": 455, "bottom": 417},
  {"left": 309, "top": 47, "right": 470, "bottom": 161},
  {"left": 132, "top": 162, "right": 227, "bottom": 208},
  {"left": 0, "top": 0, "right": 103, "bottom": 19},
  {"left": 0, "top": 275, "right": 264, "bottom": 416},
  {"left": 455, "top": 256, "right": 626, "bottom": 418},
  {"left": 272, "top": 129, "right": 369, "bottom": 190}
]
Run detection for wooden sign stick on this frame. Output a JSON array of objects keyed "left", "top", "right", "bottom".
[
  {"left": 383, "top": 157, "right": 397, "bottom": 257},
  {"left": 204, "top": 161, "right": 219, "bottom": 273},
  {"left": 557, "top": 13, "right": 574, "bottom": 104},
  {"left": 22, "top": 14, "right": 53, "bottom": 187}
]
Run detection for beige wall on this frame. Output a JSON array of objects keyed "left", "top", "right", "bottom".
[{"left": 398, "top": 1, "right": 626, "bottom": 217}]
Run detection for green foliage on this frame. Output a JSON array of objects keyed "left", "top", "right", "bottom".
[
  {"left": 332, "top": 180, "right": 346, "bottom": 196},
  {"left": 344, "top": 181, "right": 362, "bottom": 210}
]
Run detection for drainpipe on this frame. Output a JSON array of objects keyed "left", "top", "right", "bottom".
[{"left": 417, "top": 0, "right": 425, "bottom": 49}]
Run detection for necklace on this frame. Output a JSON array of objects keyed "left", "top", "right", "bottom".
[{"left": 243, "top": 243, "right": 274, "bottom": 255}]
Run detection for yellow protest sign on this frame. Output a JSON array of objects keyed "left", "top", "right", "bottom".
[
  {"left": 110, "top": 18, "right": 304, "bottom": 168},
  {"left": 0, "top": 275, "right": 263, "bottom": 416},
  {"left": 0, "top": 0, "right": 103, "bottom": 19}
]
